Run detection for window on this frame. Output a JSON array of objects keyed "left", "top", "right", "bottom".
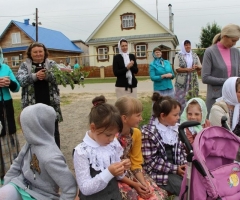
[
  {"left": 120, "top": 13, "right": 136, "bottom": 30},
  {"left": 11, "top": 32, "right": 21, "bottom": 44},
  {"left": 112, "top": 45, "right": 119, "bottom": 55},
  {"left": 97, "top": 46, "right": 109, "bottom": 62},
  {"left": 3, "top": 58, "right": 8, "bottom": 64},
  {"left": 135, "top": 43, "right": 147, "bottom": 58},
  {"left": 11, "top": 56, "right": 20, "bottom": 67}
]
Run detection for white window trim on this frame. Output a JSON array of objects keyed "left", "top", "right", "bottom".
[
  {"left": 11, "top": 32, "right": 21, "bottom": 44},
  {"left": 122, "top": 15, "right": 134, "bottom": 28},
  {"left": 114, "top": 47, "right": 119, "bottom": 55},
  {"left": 98, "top": 47, "right": 108, "bottom": 60},
  {"left": 11, "top": 56, "right": 20, "bottom": 67},
  {"left": 136, "top": 45, "right": 147, "bottom": 57}
]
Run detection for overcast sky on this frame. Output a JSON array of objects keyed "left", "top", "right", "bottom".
[{"left": 1, "top": 0, "right": 240, "bottom": 48}]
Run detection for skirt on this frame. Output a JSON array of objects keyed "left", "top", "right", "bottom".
[
  {"left": 115, "top": 87, "right": 137, "bottom": 98},
  {"left": 118, "top": 170, "right": 168, "bottom": 200},
  {"left": 0, "top": 133, "right": 19, "bottom": 178}
]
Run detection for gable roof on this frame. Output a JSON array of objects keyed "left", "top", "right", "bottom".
[
  {"left": 1, "top": 20, "right": 83, "bottom": 53},
  {"left": 86, "top": 0, "right": 177, "bottom": 43}
]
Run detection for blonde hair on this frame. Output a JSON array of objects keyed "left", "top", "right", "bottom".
[
  {"left": 115, "top": 96, "right": 143, "bottom": 116},
  {"left": 212, "top": 24, "right": 240, "bottom": 44}
]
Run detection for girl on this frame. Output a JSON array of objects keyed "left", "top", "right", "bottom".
[
  {"left": 74, "top": 95, "right": 129, "bottom": 200},
  {"left": 0, "top": 104, "right": 77, "bottom": 199},
  {"left": 141, "top": 92, "right": 186, "bottom": 198},
  {"left": 180, "top": 98, "right": 210, "bottom": 144},
  {"left": 115, "top": 96, "right": 167, "bottom": 200}
]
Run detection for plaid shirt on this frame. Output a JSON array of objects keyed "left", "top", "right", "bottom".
[{"left": 141, "top": 117, "right": 186, "bottom": 186}]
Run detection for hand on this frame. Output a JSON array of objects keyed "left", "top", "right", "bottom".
[
  {"left": 133, "top": 182, "right": 152, "bottom": 199},
  {"left": 187, "top": 68, "right": 195, "bottom": 72},
  {"left": 127, "top": 60, "right": 134, "bottom": 69},
  {"left": 193, "top": 65, "right": 200, "bottom": 70},
  {"left": 121, "top": 159, "right": 131, "bottom": 170},
  {"left": 0, "top": 76, "right": 10, "bottom": 87},
  {"left": 108, "top": 162, "right": 124, "bottom": 176},
  {"left": 177, "top": 164, "right": 186, "bottom": 177},
  {"left": 164, "top": 73, "right": 172, "bottom": 78},
  {"left": 36, "top": 69, "right": 46, "bottom": 80}
]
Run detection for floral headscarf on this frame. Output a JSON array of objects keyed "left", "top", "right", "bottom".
[{"left": 180, "top": 97, "right": 208, "bottom": 133}]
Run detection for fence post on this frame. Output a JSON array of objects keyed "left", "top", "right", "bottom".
[{"left": 100, "top": 66, "right": 105, "bottom": 79}]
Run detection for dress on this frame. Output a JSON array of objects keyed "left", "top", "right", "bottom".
[
  {"left": 117, "top": 128, "right": 167, "bottom": 200},
  {"left": 0, "top": 63, "right": 20, "bottom": 180},
  {"left": 174, "top": 53, "right": 201, "bottom": 112}
]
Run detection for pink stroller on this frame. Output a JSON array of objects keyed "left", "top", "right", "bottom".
[{"left": 179, "top": 119, "right": 240, "bottom": 200}]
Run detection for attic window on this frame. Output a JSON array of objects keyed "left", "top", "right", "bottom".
[
  {"left": 120, "top": 13, "right": 136, "bottom": 30},
  {"left": 11, "top": 32, "right": 21, "bottom": 44},
  {"left": 97, "top": 46, "right": 109, "bottom": 62},
  {"left": 135, "top": 43, "right": 148, "bottom": 59}
]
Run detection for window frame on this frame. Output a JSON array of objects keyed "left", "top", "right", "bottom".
[
  {"left": 11, "top": 32, "right": 21, "bottom": 44},
  {"left": 120, "top": 13, "right": 136, "bottom": 30},
  {"left": 97, "top": 46, "right": 109, "bottom": 62},
  {"left": 11, "top": 56, "right": 20, "bottom": 67},
  {"left": 134, "top": 43, "right": 148, "bottom": 59},
  {"left": 112, "top": 45, "right": 119, "bottom": 55}
]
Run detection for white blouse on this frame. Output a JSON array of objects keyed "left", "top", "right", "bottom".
[{"left": 73, "top": 131, "right": 124, "bottom": 196}]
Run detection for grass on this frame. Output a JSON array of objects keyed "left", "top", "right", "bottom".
[
  {"left": 83, "top": 77, "right": 149, "bottom": 84},
  {"left": 139, "top": 96, "right": 152, "bottom": 127}
]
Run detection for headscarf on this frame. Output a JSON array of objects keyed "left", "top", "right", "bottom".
[
  {"left": 180, "top": 97, "right": 208, "bottom": 134},
  {"left": 118, "top": 38, "right": 132, "bottom": 85},
  {"left": 179, "top": 40, "right": 193, "bottom": 68},
  {"left": 0, "top": 47, "right": 4, "bottom": 65},
  {"left": 152, "top": 47, "right": 164, "bottom": 66},
  {"left": 216, "top": 77, "right": 239, "bottom": 130}
]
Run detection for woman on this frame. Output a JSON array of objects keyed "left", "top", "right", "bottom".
[
  {"left": 16, "top": 42, "right": 62, "bottom": 148},
  {"left": 113, "top": 38, "right": 138, "bottom": 98},
  {"left": 202, "top": 24, "right": 240, "bottom": 114},
  {"left": 209, "top": 77, "right": 240, "bottom": 135},
  {"left": 0, "top": 47, "right": 20, "bottom": 185},
  {"left": 149, "top": 47, "right": 175, "bottom": 98},
  {"left": 174, "top": 40, "right": 202, "bottom": 112}
]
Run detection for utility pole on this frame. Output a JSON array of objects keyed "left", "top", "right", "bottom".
[
  {"left": 156, "top": 0, "right": 158, "bottom": 21},
  {"left": 36, "top": 8, "right": 38, "bottom": 42}
]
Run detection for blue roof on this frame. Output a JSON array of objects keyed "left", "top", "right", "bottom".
[
  {"left": 1, "top": 20, "right": 83, "bottom": 53},
  {"left": 2, "top": 46, "right": 28, "bottom": 53}
]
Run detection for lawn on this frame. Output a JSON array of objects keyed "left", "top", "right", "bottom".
[{"left": 83, "top": 77, "right": 149, "bottom": 84}]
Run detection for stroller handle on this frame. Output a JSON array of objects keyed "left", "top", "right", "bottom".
[
  {"left": 221, "top": 116, "right": 231, "bottom": 131},
  {"left": 178, "top": 121, "right": 201, "bottom": 152}
]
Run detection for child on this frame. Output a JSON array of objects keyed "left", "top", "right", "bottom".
[
  {"left": 74, "top": 95, "right": 129, "bottom": 200},
  {"left": 180, "top": 98, "right": 210, "bottom": 144},
  {"left": 115, "top": 96, "right": 168, "bottom": 200},
  {"left": 0, "top": 103, "right": 77, "bottom": 199},
  {"left": 141, "top": 92, "right": 186, "bottom": 198}
]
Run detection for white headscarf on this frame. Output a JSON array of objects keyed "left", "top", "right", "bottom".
[
  {"left": 118, "top": 38, "right": 132, "bottom": 85},
  {"left": 216, "top": 77, "right": 240, "bottom": 130},
  {"left": 179, "top": 40, "right": 193, "bottom": 68}
]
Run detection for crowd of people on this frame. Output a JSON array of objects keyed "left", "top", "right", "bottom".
[{"left": 0, "top": 23, "right": 240, "bottom": 200}]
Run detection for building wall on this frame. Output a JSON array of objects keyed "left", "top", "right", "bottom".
[
  {"left": 73, "top": 41, "right": 89, "bottom": 66},
  {"left": 93, "top": 0, "right": 167, "bottom": 39}
]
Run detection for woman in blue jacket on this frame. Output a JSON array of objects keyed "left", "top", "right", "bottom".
[
  {"left": 149, "top": 47, "right": 175, "bottom": 98},
  {"left": 0, "top": 48, "right": 20, "bottom": 186}
]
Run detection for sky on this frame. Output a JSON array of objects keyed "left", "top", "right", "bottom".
[{"left": 1, "top": 0, "right": 240, "bottom": 48}]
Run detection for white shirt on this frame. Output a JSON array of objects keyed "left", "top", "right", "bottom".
[{"left": 73, "top": 131, "right": 124, "bottom": 195}]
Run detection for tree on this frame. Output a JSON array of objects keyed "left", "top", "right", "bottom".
[
  {"left": 195, "top": 22, "right": 221, "bottom": 59},
  {"left": 197, "top": 22, "right": 221, "bottom": 49}
]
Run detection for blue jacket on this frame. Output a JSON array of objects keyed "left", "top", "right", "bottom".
[
  {"left": 149, "top": 53, "right": 174, "bottom": 91},
  {"left": 0, "top": 63, "right": 20, "bottom": 101}
]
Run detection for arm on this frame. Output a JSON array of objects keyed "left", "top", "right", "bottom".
[
  {"left": 209, "top": 104, "right": 228, "bottom": 126},
  {"left": 130, "top": 54, "right": 138, "bottom": 74},
  {"left": 201, "top": 49, "right": 227, "bottom": 85},
  {"left": 16, "top": 62, "right": 36, "bottom": 87},
  {"left": 113, "top": 55, "right": 128, "bottom": 77},
  {"left": 73, "top": 150, "right": 114, "bottom": 196},
  {"left": 149, "top": 63, "right": 163, "bottom": 81},
  {"left": 8, "top": 68, "right": 20, "bottom": 92},
  {"left": 141, "top": 130, "right": 178, "bottom": 174},
  {"left": 4, "top": 144, "right": 28, "bottom": 184},
  {"left": 45, "top": 156, "right": 77, "bottom": 200}
]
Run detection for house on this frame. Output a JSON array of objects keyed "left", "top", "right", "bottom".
[
  {"left": 72, "top": 39, "right": 89, "bottom": 66},
  {"left": 0, "top": 19, "right": 83, "bottom": 69},
  {"left": 86, "top": 0, "right": 179, "bottom": 76}
]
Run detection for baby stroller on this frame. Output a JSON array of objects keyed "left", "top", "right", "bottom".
[{"left": 178, "top": 117, "right": 240, "bottom": 200}]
